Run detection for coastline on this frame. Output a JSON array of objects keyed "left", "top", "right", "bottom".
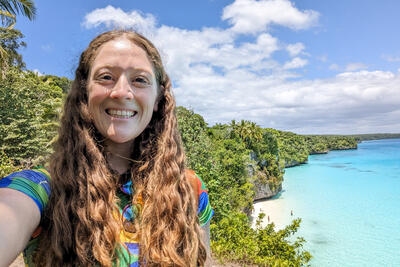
[
  {"left": 252, "top": 143, "right": 361, "bottom": 228},
  {"left": 251, "top": 193, "right": 295, "bottom": 230}
]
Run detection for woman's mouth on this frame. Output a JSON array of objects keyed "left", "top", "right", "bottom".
[{"left": 106, "top": 108, "right": 137, "bottom": 119}]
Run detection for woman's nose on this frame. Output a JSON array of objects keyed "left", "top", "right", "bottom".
[{"left": 109, "top": 75, "right": 134, "bottom": 100}]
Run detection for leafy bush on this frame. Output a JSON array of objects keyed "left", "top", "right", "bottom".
[
  {"left": 211, "top": 212, "right": 311, "bottom": 266},
  {"left": 0, "top": 68, "right": 63, "bottom": 166},
  {"left": 0, "top": 150, "right": 20, "bottom": 177}
]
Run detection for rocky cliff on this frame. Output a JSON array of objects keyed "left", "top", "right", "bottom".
[{"left": 253, "top": 179, "right": 282, "bottom": 201}]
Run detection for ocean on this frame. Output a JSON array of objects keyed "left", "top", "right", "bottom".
[{"left": 255, "top": 138, "right": 400, "bottom": 266}]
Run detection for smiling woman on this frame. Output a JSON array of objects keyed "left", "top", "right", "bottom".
[
  {"left": 0, "top": 30, "right": 213, "bottom": 266},
  {"left": 88, "top": 38, "right": 159, "bottom": 146}
]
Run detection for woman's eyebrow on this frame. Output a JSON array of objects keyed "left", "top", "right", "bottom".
[{"left": 93, "top": 65, "right": 154, "bottom": 75}]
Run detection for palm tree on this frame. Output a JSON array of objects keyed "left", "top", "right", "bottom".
[
  {"left": 0, "top": 0, "right": 36, "bottom": 29},
  {"left": 0, "top": 0, "right": 36, "bottom": 76},
  {"left": 231, "top": 119, "right": 263, "bottom": 147}
]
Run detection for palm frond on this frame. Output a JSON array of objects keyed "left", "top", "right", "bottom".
[
  {"left": 0, "top": 10, "right": 16, "bottom": 28},
  {"left": 0, "top": 0, "right": 36, "bottom": 20}
]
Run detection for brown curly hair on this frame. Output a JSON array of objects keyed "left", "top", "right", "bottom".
[{"left": 33, "top": 30, "right": 207, "bottom": 266}]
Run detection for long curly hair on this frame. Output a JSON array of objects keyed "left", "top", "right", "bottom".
[{"left": 33, "top": 30, "right": 207, "bottom": 266}]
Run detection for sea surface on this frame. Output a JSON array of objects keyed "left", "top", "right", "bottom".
[{"left": 264, "top": 139, "right": 400, "bottom": 266}]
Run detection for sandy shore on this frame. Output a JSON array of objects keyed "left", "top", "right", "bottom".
[{"left": 251, "top": 195, "right": 295, "bottom": 230}]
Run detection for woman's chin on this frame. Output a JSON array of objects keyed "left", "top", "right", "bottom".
[{"left": 106, "top": 135, "right": 138, "bottom": 145}]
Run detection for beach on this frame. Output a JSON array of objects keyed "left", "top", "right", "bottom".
[{"left": 252, "top": 196, "right": 295, "bottom": 230}]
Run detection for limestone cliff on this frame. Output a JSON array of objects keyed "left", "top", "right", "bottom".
[{"left": 253, "top": 179, "right": 282, "bottom": 201}]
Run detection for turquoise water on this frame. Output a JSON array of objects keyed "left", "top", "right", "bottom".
[{"left": 283, "top": 139, "right": 400, "bottom": 266}]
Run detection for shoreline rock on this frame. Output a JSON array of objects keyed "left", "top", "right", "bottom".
[
  {"left": 253, "top": 180, "right": 282, "bottom": 201},
  {"left": 309, "top": 150, "right": 329, "bottom": 155},
  {"left": 284, "top": 159, "right": 307, "bottom": 168}
]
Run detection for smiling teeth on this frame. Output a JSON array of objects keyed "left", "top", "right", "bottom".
[{"left": 107, "top": 109, "right": 136, "bottom": 118}]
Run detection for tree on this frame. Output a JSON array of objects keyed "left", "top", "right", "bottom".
[
  {"left": 0, "top": 0, "right": 36, "bottom": 28},
  {"left": 0, "top": 68, "right": 63, "bottom": 166},
  {"left": 0, "top": 27, "right": 25, "bottom": 74},
  {"left": 0, "top": 0, "right": 36, "bottom": 75},
  {"left": 231, "top": 120, "right": 262, "bottom": 148}
]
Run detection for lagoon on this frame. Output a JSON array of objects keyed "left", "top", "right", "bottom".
[{"left": 254, "top": 138, "right": 400, "bottom": 266}]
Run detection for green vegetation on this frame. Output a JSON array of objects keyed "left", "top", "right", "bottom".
[
  {"left": 177, "top": 112, "right": 310, "bottom": 265},
  {"left": 348, "top": 133, "right": 400, "bottom": 141},
  {"left": 275, "top": 132, "right": 358, "bottom": 167},
  {"left": 1, "top": 0, "right": 36, "bottom": 75},
  {"left": 0, "top": 67, "right": 63, "bottom": 165}
]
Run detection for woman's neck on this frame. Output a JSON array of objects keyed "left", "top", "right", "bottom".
[{"left": 105, "top": 140, "right": 134, "bottom": 175}]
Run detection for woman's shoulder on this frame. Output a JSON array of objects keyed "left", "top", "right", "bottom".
[
  {"left": 0, "top": 167, "right": 51, "bottom": 215},
  {"left": 185, "top": 170, "right": 213, "bottom": 226},
  {"left": 185, "top": 169, "right": 208, "bottom": 194}
]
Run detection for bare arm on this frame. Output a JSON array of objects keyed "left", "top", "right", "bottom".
[
  {"left": 202, "top": 221, "right": 212, "bottom": 267},
  {"left": 0, "top": 188, "right": 40, "bottom": 267}
]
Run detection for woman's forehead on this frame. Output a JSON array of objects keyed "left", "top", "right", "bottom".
[{"left": 90, "top": 38, "right": 154, "bottom": 73}]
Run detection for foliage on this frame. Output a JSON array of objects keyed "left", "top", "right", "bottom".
[
  {"left": 177, "top": 108, "right": 255, "bottom": 221},
  {"left": 0, "top": 0, "right": 36, "bottom": 28},
  {"left": 211, "top": 212, "right": 311, "bottom": 266},
  {"left": 0, "top": 67, "right": 63, "bottom": 166},
  {"left": 40, "top": 74, "right": 72, "bottom": 93},
  {"left": 263, "top": 130, "right": 358, "bottom": 168},
  {"left": 176, "top": 106, "right": 215, "bottom": 177},
  {"left": 1, "top": 0, "right": 36, "bottom": 76},
  {"left": 271, "top": 130, "right": 309, "bottom": 167},
  {"left": 348, "top": 133, "right": 400, "bottom": 141},
  {"left": 177, "top": 107, "right": 310, "bottom": 265},
  {"left": 0, "top": 27, "right": 25, "bottom": 75},
  {"left": 0, "top": 150, "right": 20, "bottom": 177}
]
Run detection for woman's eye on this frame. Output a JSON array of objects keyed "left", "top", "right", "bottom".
[
  {"left": 133, "top": 77, "right": 150, "bottom": 85},
  {"left": 101, "top": 74, "right": 113, "bottom": 81},
  {"left": 134, "top": 77, "right": 146, "bottom": 83}
]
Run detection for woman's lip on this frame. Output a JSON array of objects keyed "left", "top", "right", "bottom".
[{"left": 106, "top": 113, "right": 137, "bottom": 120}]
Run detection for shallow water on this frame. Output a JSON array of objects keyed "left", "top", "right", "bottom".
[{"left": 259, "top": 139, "right": 400, "bottom": 266}]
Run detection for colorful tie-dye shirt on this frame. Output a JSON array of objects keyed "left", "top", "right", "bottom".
[{"left": 0, "top": 167, "right": 214, "bottom": 266}]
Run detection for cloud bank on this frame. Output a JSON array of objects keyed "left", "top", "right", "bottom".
[{"left": 82, "top": 0, "right": 399, "bottom": 134}]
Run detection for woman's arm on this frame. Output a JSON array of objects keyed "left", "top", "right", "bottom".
[
  {"left": 0, "top": 188, "right": 40, "bottom": 267},
  {"left": 202, "top": 221, "right": 212, "bottom": 266}
]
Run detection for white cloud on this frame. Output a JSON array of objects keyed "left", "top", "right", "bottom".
[
  {"left": 345, "top": 62, "right": 368, "bottom": 72},
  {"left": 174, "top": 68, "right": 400, "bottom": 134},
  {"left": 32, "top": 69, "right": 44, "bottom": 76},
  {"left": 283, "top": 57, "right": 308, "bottom": 69},
  {"left": 286, "top": 42, "right": 305, "bottom": 57},
  {"left": 81, "top": 2, "right": 400, "bottom": 134},
  {"left": 82, "top": 5, "right": 156, "bottom": 35},
  {"left": 222, "top": 0, "right": 319, "bottom": 34}
]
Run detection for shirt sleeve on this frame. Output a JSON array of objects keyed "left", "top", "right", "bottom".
[
  {"left": 0, "top": 167, "right": 51, "bottom": 215},
  {"left": 194, "top": 172, "right": 214, "bottom": 226}
]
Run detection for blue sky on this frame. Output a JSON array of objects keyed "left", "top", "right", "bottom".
[{"left": 14, "top": 0, "right": 400, "bottom": 134}]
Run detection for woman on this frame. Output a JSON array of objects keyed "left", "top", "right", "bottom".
[{"left": 0, "top": 30, "right": 213, "bottom": 266}]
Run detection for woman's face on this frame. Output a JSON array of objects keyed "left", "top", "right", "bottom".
[{"left": 87, "top": 37, "right": 159, "bottom": 145}]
